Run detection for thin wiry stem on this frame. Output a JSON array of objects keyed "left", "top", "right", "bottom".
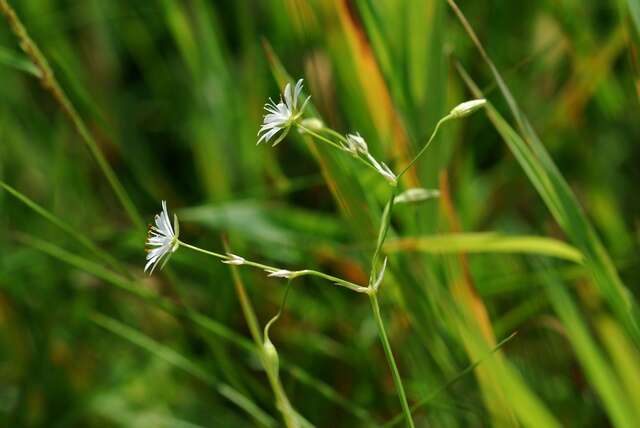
[
  {"left": 366, "top": 186, "right": 415, "bottom": 428},
  {"left": 369, "top": 293, "right": 415, "bottom": 428},
  {"left": 398, "top": 115, "right": 452, "bottom": 179},
  {"left": 178, "top": 240, "right": 370, "bottom": 294},
  {"left": 296, "top": 124, "right": 385, "bottom": 176},
  {"left": 364, "top": 112, "right": 453, "bottom": 427},
  {"left": 0, "top": 0, "right": 143, "bottom": 229},
  {"left": 225, "top": 245, "right": 300, "bottom": 428},
  {"left": 261, "top": 280, "right": 298, "bottom": 427}
]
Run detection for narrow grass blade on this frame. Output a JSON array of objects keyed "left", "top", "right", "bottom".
[
  {"left": 1, "top": 181, "right": 126, "bottom": 275},
  {"left": 91, "top": 313, "right": 277, "bottom": 427},
  {"left": 330, "top": 0, "right": 412, "bottom": 173},
  {"left": 91, "top": 312, "right": 216, "bottom": 385},
  {"left": 17, "top": 233, "right": 352, "bottom": 421},
  {"left": 625, "top": 0, "right": 640, "bottom": 36},
  {"left": 452, "top": 307, "right": 561, "bottom": 428},
  {"left": 15, "top": 233, "right": 255, "bottom": 352},
  {"left": 438, "top": 176, "right": 517, "bottom": 426},
  {"left": 382, "top": 332, "right": 517, "bottom": 428},
  {"left": 539, "top": 262, "right": 636, "bottom": 428},
  {"left": 455, "top": 60, "right": 640, "bottom": 346},
  {"left": 596, "top": 316, "right": 640, "bottom": 419},
  {"left": 0, "top": 0, "right": 144, "bottom": 229},
  {"left": 385, "top": 232, "right": 583, "bottom": 263},
  {"left": 0, "top": 46, "right": 40, "bottom": 77}
]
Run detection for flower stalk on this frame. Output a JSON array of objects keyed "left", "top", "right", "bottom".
[
  {"left": 141, "top": 79, "right": 488, "bottom": 427},
  {"left": 176, "top": 240, "right": 370, "bottom": 294},
  {"left": 223, "top": 241, "right": 300, "bottom": 428}
]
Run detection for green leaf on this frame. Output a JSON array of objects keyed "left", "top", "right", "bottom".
[{"left": 385, "top": 232, "right": 584, "bottom": 263}]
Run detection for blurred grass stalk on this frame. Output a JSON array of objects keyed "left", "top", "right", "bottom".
[
  {"left": 0, "top": 0, "right": 143, "bottom": 228},
  {"left": 224, "top": 241, "right": 301, "bottom": 428},
  {"left": 447, "top": 0, "right": 640, "bottom": 426},
  {"left": 448, "top": 0, "right": 639, "bottom": 349}
]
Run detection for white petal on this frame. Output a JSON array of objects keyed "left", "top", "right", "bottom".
[
  {"left": 293, "top": 79, "right": 303, "bottom": 108},
  {"left": 283, "top": 82, "right": 292, "bottom": 110}
]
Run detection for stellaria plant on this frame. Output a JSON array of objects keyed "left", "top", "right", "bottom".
[
  {"left": 2, "top": 0, "right": 638, "bottom": 426},
  {"left": 145, "top": 78, "right": 486, "bottom": 427}
]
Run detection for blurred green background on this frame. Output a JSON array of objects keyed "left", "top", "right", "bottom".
[{"left": 1, "top": 0, "right": 640, "bottom": 427}]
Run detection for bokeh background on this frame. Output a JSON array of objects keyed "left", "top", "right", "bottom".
[{"left": 1, "top": 1, "right": 640, "bottom": 427}]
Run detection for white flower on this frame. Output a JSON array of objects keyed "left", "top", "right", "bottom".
[
  {"left": 450, "top": 99, "right": 486, "bottom": 118},
  {"left": 223, "top": 253, "right": 246, "bottom": 265},
  {"left": 265, "top": 268, "right": 295, "bottom": 279},
  {"left": 257, "top": 79, "right": 310, "bottom": 146},
  {"left": 145, "top": 201, "right": 179, "bottom": 274},
  {"left": 394, "top": 188, "right": 440, "bottom": 204},
  {"left": 345, "top": 132, "right": 369, "bottom": 155}
]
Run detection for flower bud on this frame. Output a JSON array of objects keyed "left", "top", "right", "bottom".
[
  {"left": 299, "top": 118, "right": 324, "bottom": 132},
  {"left": 450, "top": 99, "right": 486, "bottom": 119},
  {"left": 346, "top": 132, "right": 369, "bottom": 155},
  {"left": 263, "top": 337, "right": 280, "bottom": 374},
  {"left": 394, "top": 188, "right": 440, "bottom": 204}
]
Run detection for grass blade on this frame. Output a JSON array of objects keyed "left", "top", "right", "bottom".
[
  {"left": 539, "top": 262, "right": 636, "bottom": 428},
  {"left": 385, "top": 232, "right": 583, "bottom": 263},
  {"left": 1, "top": 181, "right": 125, "bottom": 274},
  {"left": 0, "top": 0, "right": 143, "bottom": 229},
  {"left": 91, "top": 313, "right": 277, "bottom": 427},
  {"left": 454, "top": 58, "right": 640, "bottom": 346}
]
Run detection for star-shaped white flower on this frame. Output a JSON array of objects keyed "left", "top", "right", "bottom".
[
  {"left": 145, "top": 201, "right": 179, "bottom": 274},
  {"left": 257, "top": 79, "right": 310, "bottom": 146}
]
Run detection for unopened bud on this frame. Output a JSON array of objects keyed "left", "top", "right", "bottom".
[
  {"left": 263, "top": 338, "right": 279, "bottom": 373},
  {"left": 394, "top": 188, "right": 440, "bottom": 204},
  {"left": 299, "top": 118, "right": 324, "bottom": 132},
  {"left": 450, "top": 99, "right": 486, "bottom": 118},
  {"left": 346, "top": 132, "right": 369, "bottom": 155}
]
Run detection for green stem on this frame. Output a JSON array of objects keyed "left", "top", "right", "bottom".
[
  {"left": 365, "top": 113, "right": 453, "bottom": 425},
  {"left": 369, "top": 293, "right": 415, "bottom": 428},
  {"left": 322, "top": 127, "right": 349, "bottom": 144},
  {"left": 398, "top": 115, "right": 452, "bottom": 179},
  {"left": 369, "top": 187, "right": 398, "bottom": 286},
  {"left": 269, "top": 375, "right": 299, "bottom": 428},
  {"left": 263, "top": 281, "right": 300, "bottom": 428},
  {"left": 296, "top": 125, "right": 383, "bottom": 176},
  {"left": 178, "top": 240, "right": 369, "bottom": 294},
  {"left": 366, "top": 188, "right": 415, "bottom": 427},
  {"left": 177, "top": 240, "right": 227, "bottom": 259}
]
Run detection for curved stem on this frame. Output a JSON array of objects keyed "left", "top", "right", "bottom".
[
  {"left": 398, "top": 115, "right": 452, "bottom": 179},
  {"left": 264, "top": 280, "right": 293, "bottom": 346},
  {"left": 263, "top": 280, "right": 300, "bottom": 428}
]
